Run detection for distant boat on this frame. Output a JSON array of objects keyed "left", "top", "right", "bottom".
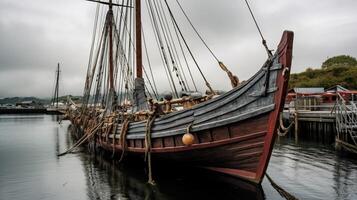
[{"left": 67, "top": 0, "right": 294, "bottom": 184}]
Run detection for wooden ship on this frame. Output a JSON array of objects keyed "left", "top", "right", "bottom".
[{"left": 65, "top": 0, "right": 294, "bottom": 184}]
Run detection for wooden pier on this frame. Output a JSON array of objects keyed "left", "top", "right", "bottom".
[
  {"left": 283, "top": 110, "right": 336, "bottom": 144},
  {"left": 282, "top": 94, "right": 357, "bottom": 153},
  {"left": 0, "top": 108, "right": 64, "bottom": 115}
]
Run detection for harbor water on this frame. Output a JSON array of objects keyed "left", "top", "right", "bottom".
[{"left": 0, "top": 115, "right": 356, "bottom": 200}]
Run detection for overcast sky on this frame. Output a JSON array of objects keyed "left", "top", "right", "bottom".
[{"left": 0, "top": 0, "right": 356, "bottom": 98}]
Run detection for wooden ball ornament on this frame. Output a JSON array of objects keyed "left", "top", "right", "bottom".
[{"left": 182, "top": 132, "right": 195, "bottom": 146}]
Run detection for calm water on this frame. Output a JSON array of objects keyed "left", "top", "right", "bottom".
[{"left": 0, "top": 115, "right": 356, "bottom": 200}]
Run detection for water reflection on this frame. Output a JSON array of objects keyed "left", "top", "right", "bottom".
[
  {"left": 0, "top": 115, "right": 356, "bottom": 200},
  {"left": 77, "top": 152, "right": 265, "bottom": 200},
  {"left": 269, "top": 140, "right": 357, "bottom": 200}
]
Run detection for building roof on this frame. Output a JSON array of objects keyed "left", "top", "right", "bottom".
[
  {"left": 292, "top": 87, "right": 325, "bottom": 94},
  {"left": 325, "top": 85, "right": 348, "bottom": 92},
  {"left": 21, "top": 101, "right": 36, "bottom": 104}
]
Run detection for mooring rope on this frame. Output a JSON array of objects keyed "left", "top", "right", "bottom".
[
  {"left": 277, "top": 113, "right": 295, "bottom": 136},
  {"left": 105, "top": 122, "right": 113, "bottom": 143},
  {"left": 111, "top": 121, "right": 119, "bottom": 158},
  {"left": 145, "top": 114, "right": 157, "bottom": 185},
  {"left": 266, "top": 173, "right": 299, "bottom": 200},
  {"left": 119, "top": 118, "right": 131, "bottom": 162},
  {"left": 58, "top": 121, "right": 104, "bottom": 157}
]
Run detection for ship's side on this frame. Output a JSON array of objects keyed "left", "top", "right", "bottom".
[{"left": 70, "top": 31, "right": 293, "bottom": 184}]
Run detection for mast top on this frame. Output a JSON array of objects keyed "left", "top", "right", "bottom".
[{"left": 85, "top": 0, "right": 133, "bottom": 8}]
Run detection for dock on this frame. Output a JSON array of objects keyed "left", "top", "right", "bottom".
[
  {"left": 283, "top": 109, "right": 336, "bottom": 144},
  {"left": 0, "top": 108, "right": 64, "bottom": 115},
  {"left": 282, "top": 92, "right": 357, "bottom": 153}
]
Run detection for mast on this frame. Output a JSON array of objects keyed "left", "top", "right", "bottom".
[
  {"left": 52, "top": 63, "right": 60, "bottom": 108},
  {"left": 56, "top": 63, "right": 59, "bottom": 108},
  {"left": 108, "top": 0, "right": 114, "bottom": 90},
  {"left": 135, "top": 0, "right": 142, "bottom": 78},
  {"left": 85, "top": 0, "right": 145, "bottom": 110},
  {"left": 133, "top": 0, "right": 146, "bottom": 111}
]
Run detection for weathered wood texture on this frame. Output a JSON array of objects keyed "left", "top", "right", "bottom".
[{"left": 71, "top": 31, "right": 294, "bottom": 184}]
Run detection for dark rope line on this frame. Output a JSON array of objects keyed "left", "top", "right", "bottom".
[
  {"left": 83, "top": 30, "right": 103, "bottom": 108},
  {"left": 112, "top": 1, "right": 158, "bottom": 102},
  {"left": 147, "top": 0, "right": 178, "bottom": 97},
  {"left": 127, "top": 0, "right": 133, "bottom": 84},
  {"left": 120, "top": 1, "right": 133, "bottom": 105},
  {"left": 86, "top": 4, "right": 100, "bottom": 87},
  {"left": 145, "top": 0, "right": 176, "bottom": 96},
  {"left": 176, "top": 0, "right": 239, "bottom": 89},
  {"left": 83, "top": 5, "right": 102, "bottom": 108},
  {"left": 157, "top": 0, "right": 189, "bottom": 92},
  {"left": 156, "top": 0, "right": 188, "bottom": 91},
  {"left": 266, "top": 174, "right": 299, "bottom": 200},
  {"left": 93, "top": 28, "right": 109, "bottom": 106},
  {"left": 164, "top": 0, "right": 215, "bottom": 95},
  {"left": 144, "top": 84, "right": 153, "bottom": 99},
  {"left": 152, "top": 0, "right": 185, "bottom": 93},
  {"left": 175, "top": 0, "right": 220, "bottom": 62},
  {"left": 170, "top": 13, "right": 198, "bottom": 92},
  {"left": 116, "top": 15, "right": 158, "bottom": 101},
  {"left": 113, "top": 0, "right": 127, "bottom": 89},
  {"left": 114, "top": 0, "right": 125, "bottom": 26},
  {"left": 244, "top": 0, "right": 273, "bottom": 57},
  {"left": 142, "top": 28, "right": 159, "bottom": 98},
  {"left": 122, "top": 1, "right": 133, "bottom": 104},
  {"left": 116, "top": 0, "right": 130, "bottom": 104},
  {"left": 143, "top": 62, "right": 158, "bottom": 100},
  {"left": 113, "top": 6, "right": 133, "bottom": 102}
]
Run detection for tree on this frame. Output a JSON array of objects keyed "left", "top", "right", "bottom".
[
  {"left": 322, "top": 55, "right": 357, "bottom": 69},
  {"left": 289, "top": 55, "right": 357, "bottom": 90}
]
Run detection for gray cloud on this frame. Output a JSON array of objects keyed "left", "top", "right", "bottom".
[{"left": 0, "top": 0, "right": 357, "bottom": 98}]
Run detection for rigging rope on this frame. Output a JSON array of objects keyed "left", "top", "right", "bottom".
[
  {"left": 152, "top": 0, "right": 182, "bottom": 94},
  {"left": 142, "top": 28, "right": 159, "bottom": 98},
  {"left": 244, "top": 0, "right": 273, "bottom": 57},
  {"left": 176, "top": 0, "right": 239, "bottom": 88},
  {"left": 164, "top": 0, "right": 215, "bottom": 95},
  {"left": 157, "top": 0, "right": 189, "bottom": 92},
  {"left": 147, "top": 0, "right": 178, "bottom": 97},
  {"left": 83, "top": 6, "right": 104, "bottom": 109},
  {"left": 175, "top": 0, "right": 219, "bottom": 62},
  {"left": 170, "top": 14, "right": 198, "bottom": 92}
]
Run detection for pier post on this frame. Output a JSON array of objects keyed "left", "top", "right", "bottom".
[{"left": 294, "top": 112, "right": 299, "bottom": 143}]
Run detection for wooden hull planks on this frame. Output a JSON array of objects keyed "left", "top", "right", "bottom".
[{"left": 69, "top": 31, "right": 294, "bottom": 184}]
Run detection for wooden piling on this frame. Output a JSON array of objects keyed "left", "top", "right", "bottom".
[{"left": 294, "top": 112, "right": 299, "bottom": 143}]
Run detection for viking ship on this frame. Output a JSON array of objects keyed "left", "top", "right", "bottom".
[{"left": 65, "top": 0, "right": 294, "bottom": 184}]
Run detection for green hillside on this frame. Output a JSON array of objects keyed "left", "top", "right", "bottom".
[
  {"left": 0, "top": 95, "right": 82, "bottom": 105},
  {"left": 289, "top": 55, "right": 357, "bottom": 89}
]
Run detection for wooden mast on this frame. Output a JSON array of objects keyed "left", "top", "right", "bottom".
[
  {"left": 108, "top": 0, "right": 114, "bottom": 90},
  {"left": 135, "top": 0, "right": 142, "bottom": 78},
  {"left": 56, "top": 63, "right": 60, "bottom": 108},
  {"left": 52, "top": 63, "right": 60, "bottom": 108},
  {"left": 133, "top": 0, "right": 146, "bottom": 111}
]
